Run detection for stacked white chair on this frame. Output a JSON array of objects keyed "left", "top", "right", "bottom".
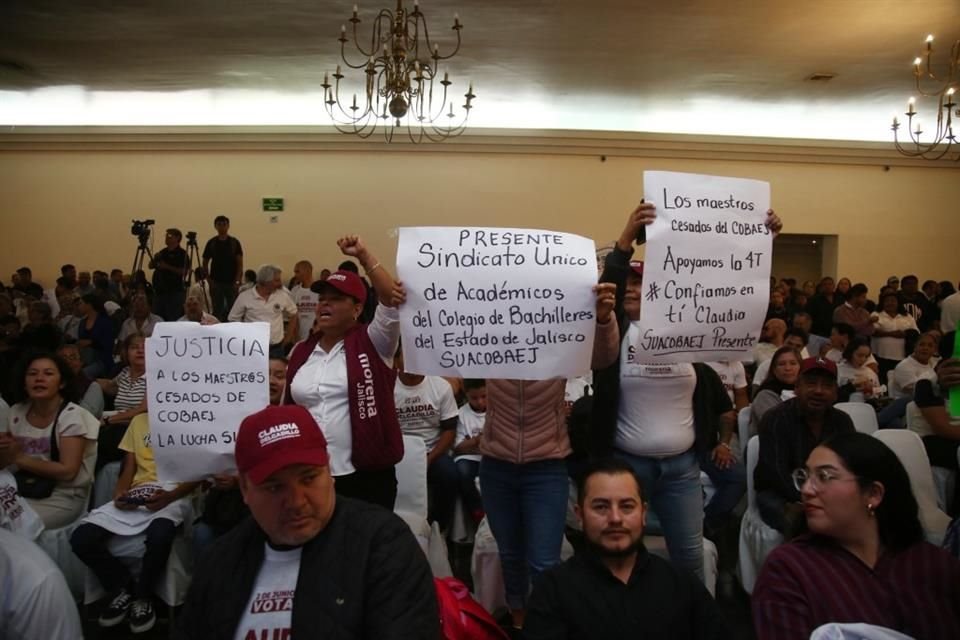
[
  {"left": 737, "top": 435, "right": 783, "bottom": 594},
  {"left": 393, "top": 434, "right": 451, "bottom": 576},
  {"left": 904, "top": 401, "right": 957, "bottom": 515},
  {"left": 872, "top": 429, "right": 951, "bottom": 545},
  {"left": 835, "top": 402, "right": 879, "bottom": 434}
]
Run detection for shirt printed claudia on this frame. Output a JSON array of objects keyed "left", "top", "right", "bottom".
[{"left": 394, "top": 376, "right": 459, "bottom": 450}]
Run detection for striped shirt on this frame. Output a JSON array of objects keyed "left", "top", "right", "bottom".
[
  {"left": 113, "top": 367, "right": 146, "bottom": 410},
  {"left": 753, "top": 534, "right": 960, "bottom": 640}
]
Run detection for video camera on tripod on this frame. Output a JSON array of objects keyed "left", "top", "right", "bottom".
[{"left": 131, "top": 219, "right": 155, "bottom": 244}]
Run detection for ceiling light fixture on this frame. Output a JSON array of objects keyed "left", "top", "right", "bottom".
[
  {"left": 891, "top": 34, "right": 959, "bottom": 161},
  {"left": 322, "top": 0, "right": 475, "bottom": 142}
]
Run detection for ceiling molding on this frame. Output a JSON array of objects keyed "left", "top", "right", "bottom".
[{"left": 1, "top": 126, "right": 957, "bottom": 169}]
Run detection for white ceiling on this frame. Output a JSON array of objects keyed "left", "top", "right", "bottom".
[{"left": 1, "top": 0, "right": 959, "bottom": 142}]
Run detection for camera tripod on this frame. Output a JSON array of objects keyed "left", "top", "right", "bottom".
[
  {"left": 183, "top": 233, "right": 201, "bottom": 285},
  {"left": 131, "top": 232, "right": 155, "bottom": 279}
]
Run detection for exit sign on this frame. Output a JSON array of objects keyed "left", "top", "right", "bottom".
[{"left": 262, "top": 197, "right": 284, "bottom": 212}]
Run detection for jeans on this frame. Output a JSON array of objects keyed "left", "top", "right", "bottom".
[
  {"left": 615, "top": 448, "right": 705, "bottom": 581},
  {"left": 878, "top": 396, "right": 911, "bottom": 429},
  {"left": 455, "top": 458, "right": 482, "bottom": 514},
  {"left": 479, "top": 457, "right": 569, "bottom": 611},
  {"left": 191, "top": 521, "right": 217, "bottom": 558},
  {"left": 699, "top": 451, "right": 747, "bottom": 528},
  {"left": 427, "top": 454, "right": 459, "bottom": 532},
  {"left": 71, "top": 518, "right": 178, "bottom": 599},
  {"left": 209, "top": 281, "right": 237, "bottom": 321}
]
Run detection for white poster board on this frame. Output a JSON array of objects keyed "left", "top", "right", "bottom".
[
  {"left": 397, "top": 227, "right": 598, "bottom": 380},
  {"left": 146, "top": 321, "right": 270, "bottom": 482},
  {"left": 636, "top": 171, "right": 772, "bottom": 363}
]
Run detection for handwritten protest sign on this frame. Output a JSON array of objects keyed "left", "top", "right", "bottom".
[
  {"left": 146, "top": 321, "right": 270, "bottom": 482},
  {"left": 397, "top": 227, "right": 598, "bottom": 380},
  {"left": 636, "top": 171, "right": 772, "bottom": 363}
]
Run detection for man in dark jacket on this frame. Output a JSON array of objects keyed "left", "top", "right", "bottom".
[
  {"left": 177, "top": 404, "right": 437, "bottom": 640},
  {"left": 525, "top": 457, "right": 727, "bottom": 639}
]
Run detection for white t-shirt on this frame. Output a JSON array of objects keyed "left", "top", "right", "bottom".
[
  {"left": 871, "top": 312, "right": 917, "bottom": 361},
  {"left": 705, "top": 361, "right": 747, "bottom": 404},
  {"left": 454, "top": 404, "right": 486, "bottom": 463},
  {"left": 0, "top": 528, "right": 82, "bottom": 640},
  {"left": 228, "top": 287, "right": 298, "bottom": 345},
  {"left": 289, "top": 305, "right": 399, "bottom": 476},
  {"left": 3, "top": 402, "right": 99, "bottom": 491},
  {"left": 891, "top": 355, "right": 938, "bottom": 399},
  {"left": 940, "top": 291, "right": 960, "bottom": 333},
  {"left": 837, "top": 361, "right": 880, "bottom": 393},
  {"left": 291, "top": 284, "right": 319, "bottom": 342},
  {"left": 564, "top": 374, "right": 593, "bottom": 411},
  {"left": 616, "top": 323, "right": 696, "bottom": 458},
  {"left": 0, "top": 470, "right": 44, "bottom": 540},
  {"left": 825, "top": 348, "right": 877, "bottom": 368},
  {"left": 394, "top": 376, "right": 459, "bottom": 451},
  {"left": 233, "top": 544, "right": 301, "bottom": 640}
]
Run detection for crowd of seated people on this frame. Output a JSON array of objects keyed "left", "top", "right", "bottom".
[{"left": 1, "top": 211, "right": 959, "bottom": 639}]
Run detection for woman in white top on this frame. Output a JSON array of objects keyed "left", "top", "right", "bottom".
[
  {"left": 1, "top": 352, "right": 98, "bottom": 528},
  {"left": 872, "top": 292, "right": 918, "bottom": 383},
  {"left": 286, "top": 236, "right": 404, "bottom": 509},
  {"left": 891, "top": 332, "right": 939, "bottom": 399},
  {"left": 837, "top": 338, "right": 881, "bottom": 398}
]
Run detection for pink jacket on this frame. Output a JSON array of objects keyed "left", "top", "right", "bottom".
[{"left": 479, "top": 318, "right": 619, "bottom": 464}]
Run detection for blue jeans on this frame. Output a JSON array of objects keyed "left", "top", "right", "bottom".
[
  {"left": 615, "top": 448, "right": 705, "bottom": 581},
  {"left": 479, "top": 457, "right": 569, "bottom": 611},
  {"left": 455, "top": 459, "right": 482, "bottom": 514},
  {"left": 699, "top": 451, "right": 747, "bottom": 528}
]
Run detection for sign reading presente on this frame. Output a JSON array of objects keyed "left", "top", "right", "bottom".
[
  {"left": 146, "top": 321, "right": 270, "bottom": 482},
  {"left": 397, "top": 226, "right": 598, "bottom": 380},
  {"left": 636, "top": 171, "right": 772, "bottom": 363}
]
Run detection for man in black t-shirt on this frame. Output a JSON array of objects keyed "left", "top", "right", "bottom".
[
  {"left": 150, "top": 228, "right": 188, "bottom": 320},
  {"left": 202, "top": 215, "right": 243, "bottom": 320}
]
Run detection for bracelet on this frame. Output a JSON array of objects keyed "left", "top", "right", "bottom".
[{"left": 365, "top": 262, "right": 382, "bottom": 275}]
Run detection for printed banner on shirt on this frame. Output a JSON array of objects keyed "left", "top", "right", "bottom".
[
  {"left": 146, "top": 321, "right": 270, "bottom": 482},
  {"left": 636, "top": 171, "right": 772, "bottom": 363},
  {"left": 396, "top": 226, "right": 598, "bottom": 380}
]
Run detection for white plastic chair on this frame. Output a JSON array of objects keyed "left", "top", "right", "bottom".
[
  {"left": 835, "top": 402, "right": 879, "bottom": 434},
  {"left": 810, "top": 622, "right": 914, "bottom": 640},
  {"left": 737, "top": 406, "right": 751, "bottom": 457},
  {"left": 871, "top": 429, "right": 951, "bottom": 545},
  {"left": 394, "top": 434, "right": 428, "bottom": 520},
  {"left": 737, "top": 435, "right": 784, "bottom": 594},
  {"left": 905, "top": 401, "right": 958, "bottom": 514}
]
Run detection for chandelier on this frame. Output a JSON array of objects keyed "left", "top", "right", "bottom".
[
  {"left": 321, "top": 0, "right": 476, "bottom": 142},
  {"left": 891, "top": 34, "right": 959, "bottom": 161}
]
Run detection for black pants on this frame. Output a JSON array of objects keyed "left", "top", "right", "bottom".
[
  {"left": 71, "top": 518, "right": 178, "bottom": 599},
  {"left": 335, "top": 466, "right": 397, "bottom": 511}
]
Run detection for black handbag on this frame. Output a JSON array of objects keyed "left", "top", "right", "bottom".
[{"left": 14, "top": 402, "right": 67, "bottom": 500}]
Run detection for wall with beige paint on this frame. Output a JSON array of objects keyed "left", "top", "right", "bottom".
[{"left": 1, "top": 137, "right": 958, "bottom": 291}]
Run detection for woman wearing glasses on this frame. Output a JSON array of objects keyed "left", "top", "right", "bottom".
[{"left": 753, "top": 432, "right": 960, "bottom": 640}]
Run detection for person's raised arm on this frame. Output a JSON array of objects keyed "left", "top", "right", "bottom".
[{"left": 337, "top": 236, "right": 402, "bottom": 307}]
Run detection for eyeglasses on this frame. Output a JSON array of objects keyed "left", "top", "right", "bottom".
[{"left": 791, "top": 467, "right": 860, "bottom": 493}]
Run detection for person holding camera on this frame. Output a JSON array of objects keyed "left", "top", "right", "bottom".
[{"left": 150, "top": 228, "right": 188, "bottom": 321}]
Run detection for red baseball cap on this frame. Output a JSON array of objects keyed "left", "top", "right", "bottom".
[
  {"left": 630, "top": 261, "right": 644, "bottom": 277},
  {"left": 799, "top": 356, "right": 838, "bottom": 379},
  {"left": 310, "top": 269, "right": 367, "bottom": 304},
  {"left": 235, "top": 405, "right": 329, "bottom": 484}
]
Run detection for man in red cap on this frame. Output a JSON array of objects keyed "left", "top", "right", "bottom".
[
  {"left": 754, "top": 357, "right": 855, "bottom": 536},
  {"left": 178, "top": 404, "right": 437, "bottom": 639}
]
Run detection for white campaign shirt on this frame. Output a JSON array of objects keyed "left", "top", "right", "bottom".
[
  {"left": 229, "top": 287, "right": 298, "bottom": 344},
  {"left": 871, "top": 312, "right": 917, "bottom": 361},
  {"left": 454, "top": 404, "right": 486, "bottom": 463},
  {"left": 0, "top": 470, "right": 44, "bottom": 540},
  {"left": 616, "top": 323, "right": 696, "bottom": 458},
  {"left": 564, "top": 373, "right": 593, "bottom": 411},
  {"left": 0, "top": 528, "right": 82, "bottom": 640},
  {"left": 291, "top": 284, "right": 319, "bottom": 342},
  {"left": 289, "top": 305, "right": 399, "bottom": 476},
  {"left": 394, "top": 376, "right": 459, "bottom": 451},
  {"left": 705, "top": 361, "right": 747, "bottom": 404},
  {"left": 891, "top": 355, "right": 938, "bottom": 399},
  {"left": 234, "top": 544, "right": 301, "bottom": 640}
]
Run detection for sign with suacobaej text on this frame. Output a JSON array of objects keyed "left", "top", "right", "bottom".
[
  {"left": 635, "top": 171, "right": 772, "bottom": 363},
  {"left": 146, "top": 321, "right": 270, "bottom": 482},
  {"left": 397, "top": 226, "right": 598, "bottom": 380}
]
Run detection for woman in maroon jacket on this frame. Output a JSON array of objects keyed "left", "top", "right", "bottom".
[{"left": 284, "top": 236, "right": 405, "bottom": 509}]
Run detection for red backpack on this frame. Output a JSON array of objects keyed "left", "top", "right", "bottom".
[{"left": 434, "top": 577, "right": 509, "bottom": 640}]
